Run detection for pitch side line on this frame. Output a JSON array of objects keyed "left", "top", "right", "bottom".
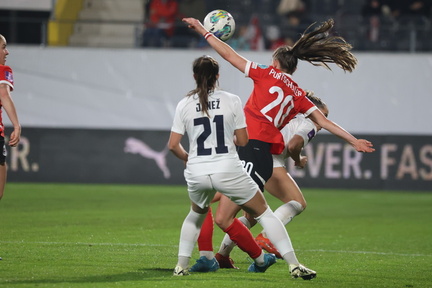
[{"left": 0, "top": 241, "right": 430, "bottom": 257}]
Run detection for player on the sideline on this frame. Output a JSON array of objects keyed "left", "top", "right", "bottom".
[
  {"left": 0, "top": 34, "right": 21, "bottom": 201},
  {"left": 0, "top": 34, "right": 21, "bottom": 261}
]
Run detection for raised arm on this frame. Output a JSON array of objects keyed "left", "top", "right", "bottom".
[
  {"left": 182, "top": 17, "right": 248, "bottom": 73},
  {"left": 308, "top": 109, "right": 375, "bottom": 153}
]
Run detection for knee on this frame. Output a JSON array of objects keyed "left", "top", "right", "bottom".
[
  {"left": 290, "top": 200, "right": 306, "bottom": 216},
  {"left": 300, "top": 200, "right": 307, "bottom": 211},
  {"left": 214, "top": 214, "right": 230, "bottom": 231},
  {"left": 293, "top": 198, "right": 307, "bottom": 212}
]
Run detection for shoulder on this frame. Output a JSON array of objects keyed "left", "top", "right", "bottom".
[
  {"left": 282, "top": 114, "right": 316, "bottom": 137},
  {"left": 0, "top": 65, "right": 14, "bottom": 91},
  {"left": 214, "top": 90, "right": 241, "bottom": 102},
  {"left": 0, "top": 65, "right": 12, "bottom": 74},
  {"left": 0, "top": 65, "right": 13, "bottom": 78},
  {"left": 295, "top": 115, "right": 318, "bottom": 144},
  {"left": 246, "top": 61, "right": 272, "bottom": 77},
  {"left": 175, "top": 95, "right": 193, "bottom": 109},
  {"left": 298, "top": 115, "right": 316, "bottom": 130},
  {"left": 293, "top": 91, "right": 316, "bottom": 113},
  {"left": 0, "top": 65, "right": 11, "bottom": 70}
]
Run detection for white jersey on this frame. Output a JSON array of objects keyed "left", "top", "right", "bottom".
[
  {"left": 171, "top": 89, "right": 247, "bottom": 176},
  {"left": 273, "top": 114, "right": 317, "bottom": 168}
]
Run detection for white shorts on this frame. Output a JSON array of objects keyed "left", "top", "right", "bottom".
[
  {"left": 185, "top": 170, "right": 259, "bottom": 209},
  {"left": 272, "top": 154, "right": 286, "bottom": 168}
]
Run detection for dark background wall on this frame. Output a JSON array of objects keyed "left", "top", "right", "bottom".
[{"left": 7, "top": 128, "right": 431, "bottom": 191}]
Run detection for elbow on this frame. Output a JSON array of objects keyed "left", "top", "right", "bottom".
[
  {"left": 235, "top": 128, "right": 249, "bottom": 146},
  {"left": 168, "top": 142, "right": 177, "bottom": 152},
  {"left": 287, "top": 143, "right": 297, "bottom": 154},
  {"left": 237, "top": 139, "right": 248, "bottom": 147}
]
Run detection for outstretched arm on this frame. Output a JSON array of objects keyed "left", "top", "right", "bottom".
[
  {"left": 308, "top": 109, "right": 375, "bottom": 153},
  {"left": 182, "top": 17, "right": 248, "bottom": 73}
]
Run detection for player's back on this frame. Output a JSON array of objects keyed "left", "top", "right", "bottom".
[{"left": 177, "top": 90, "right": 247, "bottom": 176}]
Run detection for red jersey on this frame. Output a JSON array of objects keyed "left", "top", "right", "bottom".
[
  {"left": 0, "top": 65, "right": 14, "bottom": 137},
  {"left": 244, "top": 61, "right": 317, "bottom": 154}
]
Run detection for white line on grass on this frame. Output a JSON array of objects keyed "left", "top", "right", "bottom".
[{"left": 1, "top": 241, "right": 430, "bottom": 257}]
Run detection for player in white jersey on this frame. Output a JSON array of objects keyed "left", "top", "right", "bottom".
[{"left": 169, "top": 55, "right": 315, "bottom": 278}]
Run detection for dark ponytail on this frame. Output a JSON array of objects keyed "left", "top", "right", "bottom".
[{"left": 187, "top": 55, "right": 219, "bottom": 117}]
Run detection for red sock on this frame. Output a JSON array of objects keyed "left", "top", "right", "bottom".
[
  {"left": 224, "top": 218, "right": 262, "bottom": 259},
  {"left": 197, "top": 207, "right": 214, "bottom": 252}
]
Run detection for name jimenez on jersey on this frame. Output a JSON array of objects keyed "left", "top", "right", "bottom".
[{"left": 196, "top": 99, "right": 221, "bottom": 112}]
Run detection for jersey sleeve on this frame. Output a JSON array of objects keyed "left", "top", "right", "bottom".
[
  {"left": 298, "top": 96, "right": 317, "bottom": 116},
  {"left": 233, "top": 95, "right": 247, "bottom": 129},
  {"left": 171, "top": 100, "right": 186, "bottom": 135},
  {"left": 0, "top": 65, "right": 14, "bottom": 91},
  {"left": 272, "top": 153, "right": 286, "bottom": 168},
  {"left": 294, "top": 118, "right": 318, "bottom": 146},
  {"left": 244, "top": 61, "right": 269, "bottom": 80}
]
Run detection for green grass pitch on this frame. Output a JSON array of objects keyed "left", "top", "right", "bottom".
[{"left": 0, "top": 183, "right": 431, "bottom": 288}]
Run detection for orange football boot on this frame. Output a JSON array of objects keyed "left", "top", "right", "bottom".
[{"left": 255, "top": 233, "right": 282, "bottom": 259}]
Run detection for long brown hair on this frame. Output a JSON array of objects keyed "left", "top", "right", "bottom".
[
  {"left": 273, "top": 19, "right": 357, "bottom": 74},
  {"left": 187, "top": 55, "right": 219, "bottom": 117}
]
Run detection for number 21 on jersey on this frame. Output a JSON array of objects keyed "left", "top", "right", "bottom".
[{"left": 194, "top": 115, "right": 228, "bottom": 156}]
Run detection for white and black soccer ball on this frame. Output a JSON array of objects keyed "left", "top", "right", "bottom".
[{"left": 203, "top": 10, "right": 236, "bottom": 42}]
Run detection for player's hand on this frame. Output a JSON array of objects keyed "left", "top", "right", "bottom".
[
  {"left": 8, "top": 126, "right": 21, "bottom": 147},
  {"left": 182, "top": 17, "right": 207, "bottom": 35},
  {"left": 353, "top": 139, "right": 375, "bottom": 153},
  {"left": 295, "top": 155, "right": 308, "bottom": 169}
]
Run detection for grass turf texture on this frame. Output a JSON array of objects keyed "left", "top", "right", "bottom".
[{"left": 0, "top": 183, "right": 431, "bottom": 288}]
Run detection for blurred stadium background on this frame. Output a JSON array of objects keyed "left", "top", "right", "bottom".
[
  {"left": 1, "top": 0, "right": 432, "bottom": 51},
  {"left": 1, "top": 0, "right": 431, "bottom": 191}
]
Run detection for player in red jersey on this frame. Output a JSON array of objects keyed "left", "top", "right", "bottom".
[
  {"left": 195, "top": 92, "right": 328, "bottom": 266},
  {"left": 182, "top": 18, "right": 374, "bottom": 279},
  {"left": 0, "top": 34, "right": 21, "bottom": 201},
  {"left": 217, "top": 92, "right": 330, "bottom": 260},
  {"left": 183, "top": 18, "right": 374, "bottom": 190}
]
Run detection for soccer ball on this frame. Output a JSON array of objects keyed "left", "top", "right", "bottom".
[{"left": 203, "top": 10, "right": 236, "bottom": 42}]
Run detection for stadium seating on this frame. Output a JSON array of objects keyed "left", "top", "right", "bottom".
[{"left": 69, "top": 0, "right": 144, "bottom": 48}]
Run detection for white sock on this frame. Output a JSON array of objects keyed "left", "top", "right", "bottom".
[
  {"left": 274, "top": 200, "right": 304, "bottom": 225},
  {"left": 255, "top": 207, "right": 299, "bottom": 265},
  {"left": 199, "top": 251, "right": 214, "bottom": 260},
  {"left": 177, "top": 209, "right": 207, "bottom": 268},
  {"left": 217, "top": 216, "right": 251, "bottom": 257},
  {"left": 262, "top": 200, "right": 304, "bottom": 237},
  {"left": 254, "top": 251, "right": 265, "bottom": 266},
  {"left": 238, "top": 216, "right": 252, "bottom": 228}
]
